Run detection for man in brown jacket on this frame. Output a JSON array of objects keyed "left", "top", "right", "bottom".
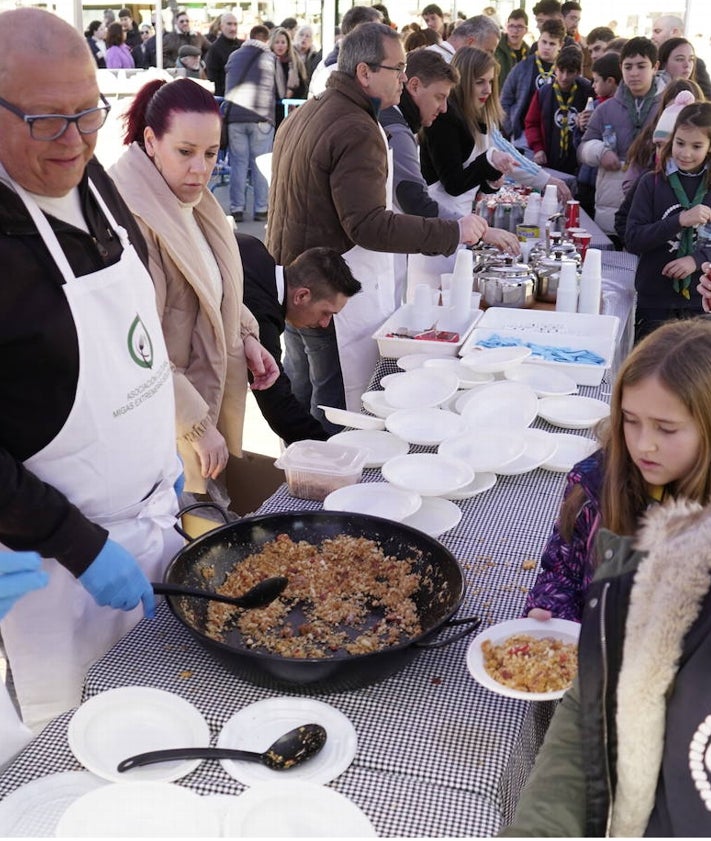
[{"left": 267, "top": 21, "right": 493, "bottom": 418}]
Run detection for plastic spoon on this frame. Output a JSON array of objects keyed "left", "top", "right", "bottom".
[
  {"left": 117, "top": 723, "right": 327, "bottom": 773},
  {"left": 152, "top": 576, "right": 288, "bottom": 609}
]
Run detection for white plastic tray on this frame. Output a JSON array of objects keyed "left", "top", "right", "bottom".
[
  {"left": 459, "top": 308, "right": 619, "bottom": 386},
  {"left": 373, "top": 303, "right": 483, "bottom": 359}
]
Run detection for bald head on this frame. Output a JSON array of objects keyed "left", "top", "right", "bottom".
[
  {"left": 0, "top": 7, "right": 100, "bottom": 197},
  {"left": 651, "top": 14, "right": 685, "bottom": 47},
  {"left": 0, "top": 8, "right": 92, "bottom": 90}
]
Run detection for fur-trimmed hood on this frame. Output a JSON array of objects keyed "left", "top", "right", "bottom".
[{"left": 612, "top": 498, "right": 711, "bottom": 836}]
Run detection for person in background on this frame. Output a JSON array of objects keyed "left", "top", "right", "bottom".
[
  {"left": 421, "top": 3, "right": 446, "bottom": 39},
  {"left": 561, "top": 1, "right": 584, "bottom": 45},
  {"left": 525, "top": 44, "right": 593, "bottom": 175},
  {"left": 104, "top": 21, "right": 135, "bottom": 69},
  {"left": 224, "top": 24, "right": 277, "bottom": 224},
  {"left": 585, "top": 25, "right": 615, "bottom": 63},
  {"left": 279, "top": 17, "right": 298, "bottom": 39},
  {"left": 575, "top": 50, "right": 621, "bottom": 216},
  {"left": 269, "top": 26, "right": 308, "bottom": 129},
  {"left": 174, "top": 44, "right": 206, "bottom": 79},
  {"left": 110, "top": 78, "right": 278, "bottom": 500},
  {"left": 578, "top": 37, "right": 661, "bottom": 238},
  {"left": 0, "top": 7, "right": 184, "bottom": 730},
  {"left": 163, "top": 10, "right": 210, "bottom": 69},
  {"left": 308, "top": 5, "right": 381, "bottom": 97},
  {"left": 501, "top": 17, "right": 566, "bottom": 150},
  {"left": 625, "top": 100, "right": 711, "bottom": 341},
  {"left": 504, "top": 319, "right": 711, "bottom": 838},
  {"left": 204, "top": 13, "right": 242, "bottom": 98},
  {"left": 651, "top": 13, "right": 711, "bottom": 99},
  {"left": 614, "top": 83, "right": 703, "bottom": 241},
  {"left": 294, "top": 25, "right": 320, "bottom": 85},
  {"left": 85, "top": 20, "right": 107, "bottom": 68},
  {"left": 417, "top": 46, "right": 522, "bottom": 277},
  {"left": 404, "top": 27, "right": 440, "bottom": 51},
  {"left": 239, "top": 234, "right": 361, "bottom": 442},
  {"left": 132, "top": 23, "right": 155, "bottom": 69},
  {"left": 657, "top": 37, "right": 698, "bottom": 88},
  {"left": 495, "top": 9, "right": 529, "bottom": 89},
  {"left": 267, "top": 22, "right": 488, "bottom": 423},
  {"left": 118, "top": 8, "right": 140, "bottom": 50},
  {"left": 372, "top": 4, "right": 395, "bottom": 29}
]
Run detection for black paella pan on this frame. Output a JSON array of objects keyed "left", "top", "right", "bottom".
[{"left": 163, "top": 504, "right": 480, "bottom": 692}]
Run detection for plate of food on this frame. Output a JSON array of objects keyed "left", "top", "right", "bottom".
[{"left": 466, "top": 617, "right": 580, "bottom": 702}]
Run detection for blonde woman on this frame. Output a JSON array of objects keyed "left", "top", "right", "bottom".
[
  {"left": 421, "top": 46, "right": 570, "bottom": 217},
  {"left": 269, "top": 26, "right": 307, "bottom": 126}
]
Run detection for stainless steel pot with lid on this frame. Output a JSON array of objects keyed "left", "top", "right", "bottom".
[{"left": 479, "top": 259, "right": 536, "bottom": 309}]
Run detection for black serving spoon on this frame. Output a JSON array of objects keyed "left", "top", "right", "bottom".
[
  {"left": 117, "top": 723, "right": 327, "bottom": 773},
  {"left": 152, "top": 576, "right": 288, "bottom": 609}
]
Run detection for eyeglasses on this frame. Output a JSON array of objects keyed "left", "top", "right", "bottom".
[
  {"left": 0, "top": 94, "right": 111, "bottom": 141},
  {"left": 507, "top": 23, "right": 527, "bottom": 31},
  {"left": 369, "top": 63, "right": 406, "bottom": 74}
]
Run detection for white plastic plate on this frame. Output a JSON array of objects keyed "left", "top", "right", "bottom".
[
  {"left": 323, "top": 482, "right": 422, "bottom": 521},
  {"left": 438, "top": 430, "right": 526, "bottom": 474},
  {"left": 383, "top": 368, "right": 459, "bottom": 409},
  {"left": 460, "top": 381, "right": 539, "bottom": 430},
  {"left": 538, "top": 395, "right": 610, "bottom": 430},
  {"left": 504, "top": 364, "right": 578, "bottom": 397},
  {"left": 541, "top": 433, "right": 598, "bottom": 472},
  {"left": 381, "top": 453, "right": 474, "bottom": 497},
  {"left": 460, "top": 346, "right": 531, "bottom": 373},
  {"left": 497, "top": 429, "right": 559, "bottom": 476},
  {"left": 385, "top": 407, "right": 467, "bottom": 446},
  {"left": 328, "top": 430, "right": 409, "bottom": 468},
  {"left": 402, "top": 497, "right": 462, "bottom": 538},
  {"left": 318, "top": 405, "right": 385, "bottom": 431}
]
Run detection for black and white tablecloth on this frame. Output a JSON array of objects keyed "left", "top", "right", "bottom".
[{"left": 0, "top": 372, "right": 607, "bottom": 836}]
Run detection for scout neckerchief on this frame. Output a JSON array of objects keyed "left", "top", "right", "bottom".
[
  {"left": 534, "top": 53, "right": 554, "bottom": 89},
  {"left": 510, "top": 41, "right": 529, "bottom": 64},
  {"left": 668, "top": 161, "right": 708, "bottom": 299},
  {"left": 620, "top": 81, "right": 657, "bottom": 131},
  {"left": 553, "top": 79, "right": 578, "bottom": 156}
]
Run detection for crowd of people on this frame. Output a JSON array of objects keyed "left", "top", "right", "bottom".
[{"left": 3, "top": 2, "right": 711, "bottom": 835}]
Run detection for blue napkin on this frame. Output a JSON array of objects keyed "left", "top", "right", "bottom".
[{"left": 476, "top": 333, "right": 605, "bottom": 365}]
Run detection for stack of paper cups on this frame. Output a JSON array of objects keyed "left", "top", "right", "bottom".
[
  {"left": 523, "top": 193, "right": 541, "bottom": 225},
  {"left": 451, "top": 249, "right": 474, "bottom": 314},
  {"left": 555, "top": 260, "right": 578, "bottom": 313},
  {"left": 578, "top": 248, "right": 602, "bottom": 314},
  {"left": 539, "top": 184, "right": 559, "bottom": 227},
  {"left": 412, "top": 283, "right": 434, "bottom": 329}
]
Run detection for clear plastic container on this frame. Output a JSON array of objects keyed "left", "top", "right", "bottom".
[{"left": 274, "top": 440, "right": 368, "bottom": 501}]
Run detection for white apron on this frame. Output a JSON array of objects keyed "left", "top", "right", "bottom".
[
  {"left": 0, "top": 167, "right": 182, "bottom": 731},
  {"left": 406, "top": 144, "right": 482, "bottom": 300},
  {"left": 334, "top": 125, "right": 397, "bottom": 411}
]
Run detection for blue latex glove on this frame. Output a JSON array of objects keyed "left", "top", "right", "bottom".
[
  {"left": 0, "top": 551, "right": 48, "bottom": 620},
  {"left": 79, "top": 539, "right": 155, "bottom": 618},
  {"left": 173, "top": 470, "right": 185, "bottom": 499}
]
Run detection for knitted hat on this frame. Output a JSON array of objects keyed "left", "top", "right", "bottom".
[{"left": 653, "top": 90, "right": 697, "bottom": 143}]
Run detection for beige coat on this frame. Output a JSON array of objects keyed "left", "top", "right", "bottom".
[{"left": 110, "top": 143, "right": 259, "bottom": 492}]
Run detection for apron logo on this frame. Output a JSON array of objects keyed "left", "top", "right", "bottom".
[{"left": 127, "top": 314, "right": 154, "bottom": 369}]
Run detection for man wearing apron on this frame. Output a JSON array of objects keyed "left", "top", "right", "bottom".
[
  {"left": 0, "top": 9, "right": 182, "bottom": 733},
  {"left": 267, "top": 22, "right": 488, "bottom": 417}
]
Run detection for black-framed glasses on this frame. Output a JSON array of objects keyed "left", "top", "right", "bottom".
[
  {"left": 0, "top": 93, "right": 111, "bottom": 141},
  {"left": 369, "top": 62, "right": 406, "bottom": 74}
]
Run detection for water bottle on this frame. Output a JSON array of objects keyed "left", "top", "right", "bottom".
[
  {"left": 602, "top": 124, "right": 617, "bottom": 154},
  {"left": 584, "top": 97, "right": 595, "bottom": 112},
  {"left": 698, "top": 222, "right": 711, "bottom": 246}
]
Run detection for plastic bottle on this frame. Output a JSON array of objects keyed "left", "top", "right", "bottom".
[
  {"left": 602, "top": 124, "right": 617, "bottom": 153},
  {"left": 584, "top": 96, "right": 595, "bottom": 112}
]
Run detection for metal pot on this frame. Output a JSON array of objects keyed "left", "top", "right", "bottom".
[
  {"left": 163, "top": 506, "right": 479, "bottom": 692},
  {"left": 534, "top": 250, "right": 582, "bottom": 303},
  {"left": 478, "top": 262, "right": 536, "bottom": 309}
]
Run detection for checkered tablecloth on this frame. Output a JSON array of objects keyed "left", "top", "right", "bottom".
[{"left": 0, "top": 367, "right": 606, "bottom": 837}]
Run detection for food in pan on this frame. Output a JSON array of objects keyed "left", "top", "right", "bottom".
[
  {"left": 481, "top": 633, "right": 577, "bottom": 694},
  {"left": 205, "top": 533, "right": 424, "bottom": 658}
]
